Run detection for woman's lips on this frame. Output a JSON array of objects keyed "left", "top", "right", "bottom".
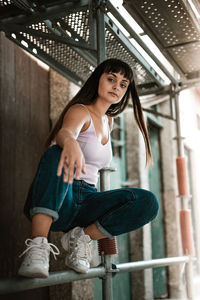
[{"left": 109, "top": 92, "right": 118, "bottom": 97}]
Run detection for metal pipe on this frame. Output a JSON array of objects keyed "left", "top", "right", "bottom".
[
  {"left": 102, "top": 256, "right": 113, "bottom": 300},
  {"left": 96, "top": 1, "right": 106, "bottom": 64},
  {"left": 174, "top": 85, "right": 195, "bottom": 299},
  {"left": 99, "top": 167, "right": 116, "bottom": 300},
  {"left": 99, "top": 167, "right": 116, "bottom": 191},
  {"left": 0, "top": 256, "right": 190, "bottom": 295},
  {"left": 116, "top": 256, "right": 190, "bottom": 273},
  {"left": 174, "top": 86, "right": 184, "bottom": 157},
  {"left": 174, "top": 86, "right": 187, "bottom": 207},
  {"left": 185, "top": 257, "right": 195, "bottom": 300},
  {"left": 96, "top": 3, "right": 113, "bottom": 299},
  {"left": 0, "top": 267, "right": 105, "bottom": 295}
]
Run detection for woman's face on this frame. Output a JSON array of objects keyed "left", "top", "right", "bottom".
[{"left": 97, "top": 72, "right": 129, "bottom": 104}]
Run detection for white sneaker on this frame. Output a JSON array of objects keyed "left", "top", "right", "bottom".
[
  {"left": 61, "top": 227, "right": 92, "bottom": 274},
  {"left": 18, "top": 237, "right": 60, "bottom": 278}
]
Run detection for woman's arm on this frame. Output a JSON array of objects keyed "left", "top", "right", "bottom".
[{"left": 56, "top": 105, "right": 90, "bottom": 183}]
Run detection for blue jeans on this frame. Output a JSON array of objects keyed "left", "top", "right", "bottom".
[{"left": 24, "top": 145, "right": 159, "bottom": 239}]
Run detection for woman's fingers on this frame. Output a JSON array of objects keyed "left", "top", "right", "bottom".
[
  {"left": 75, "top": 162, "right": 81, "bottom": 180},
  {"left": 57, "top": 153, "right": 65, "bottom": 177},
  {"left": 82, "top": 158, "right": 86, "bottom": 174},
  {"left": 57, "top": 148, "right": 86, "bottom": 183},
  {"left": 67, "top": 161, "right": 76, "bottom": 184},
  {"left": 63, "top": 160, "right": 69, "bottom": 182}
]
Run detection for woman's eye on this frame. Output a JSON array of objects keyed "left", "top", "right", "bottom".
[
  {"left": 108, "top": 77, "right": 115, "bottom": 82},
  {"left": 121, "top": 84, "right": 127, "bottom": 88}
]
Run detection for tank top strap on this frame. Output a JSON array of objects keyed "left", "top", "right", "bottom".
[
  {"left": 74, "top": 103, "right": 92, "bottom": 120},
  {"left": 75, "top": 103, "right": 110, "bottom": 135}
]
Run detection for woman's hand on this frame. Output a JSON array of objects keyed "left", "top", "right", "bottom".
[{"left": 57, "top": 136, "right": 86, "bottom": 183}]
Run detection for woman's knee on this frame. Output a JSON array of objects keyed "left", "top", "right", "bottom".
[{"left": 145, "top": 190, "right": 159, "bottom": 220}]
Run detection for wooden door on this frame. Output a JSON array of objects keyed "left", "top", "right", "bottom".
[{"left": 0, "top": 33, "right": 49, "bottom": 300}]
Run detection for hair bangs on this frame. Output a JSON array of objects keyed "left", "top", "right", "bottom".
[{"left": 103, "top": 59, "right": 133, "bottom": 81}]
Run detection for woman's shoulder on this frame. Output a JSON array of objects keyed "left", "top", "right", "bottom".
[
  {"left": 65, "top": 104, "right": 90, "bottom": 118},
  {"left": 62, "top": 104, "right": 91, "bottom": 129}
]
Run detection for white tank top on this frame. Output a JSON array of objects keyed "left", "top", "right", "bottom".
[{"left": 76, "top": 105, "right": 112, "bottom": 185}]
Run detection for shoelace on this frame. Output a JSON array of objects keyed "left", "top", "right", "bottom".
[
  {"left": 75, "top": 236, "right": 92, "bottom": 260},
  {"left": 19, "top": 238, "right": 60, "bottom": 260}
]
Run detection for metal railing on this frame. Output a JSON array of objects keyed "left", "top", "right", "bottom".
[{"left": 0, "top": 256, "right": 191, "bottom": 294}]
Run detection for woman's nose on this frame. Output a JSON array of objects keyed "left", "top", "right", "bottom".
[{"left": 113, "top": 83, "right": 119, "bottom": 90}]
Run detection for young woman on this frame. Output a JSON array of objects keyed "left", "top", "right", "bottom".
[{"left": 18, "top": 58, "right": 159, "bottom": 278}]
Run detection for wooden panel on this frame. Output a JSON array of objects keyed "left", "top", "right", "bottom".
[{"left": 0, "top": 33, "right": 49, "bottom": 300}]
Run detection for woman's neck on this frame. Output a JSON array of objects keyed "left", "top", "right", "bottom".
[{"left": 88, "top": 99, "right": 110, "bottom": 117}]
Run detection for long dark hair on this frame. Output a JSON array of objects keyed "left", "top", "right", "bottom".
[{"left": 44, "top": 58, "right": 152, "bottom": 164}]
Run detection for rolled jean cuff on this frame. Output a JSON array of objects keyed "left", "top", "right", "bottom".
[
  {"left": 95, "top": 221, "right": 113, "bottom": 239},
  {"left": 30, "top": 207, "right": 59, "bottom": 222}
]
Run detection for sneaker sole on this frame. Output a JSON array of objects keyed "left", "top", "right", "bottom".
[
  {"left": 65, "top": 257, "right": 89, "bottom": 274},
  {"left": 18, "top": 271, "right": 49, "bottom": 278},
  {"left": 18, "top": 267, "right": 49, "bottom": 278},
  {"left": 65, "top": 263, "right": 89, "bottom": 274}
]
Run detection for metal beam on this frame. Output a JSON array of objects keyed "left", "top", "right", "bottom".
[
  {"left": 4, "top": 24, "right": 96, "bottom": 51},
  {"left": 96, "top": 0, "right": 107, "bottom": 64}
]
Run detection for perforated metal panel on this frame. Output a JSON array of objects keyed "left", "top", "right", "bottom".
[
  {"left": 0, "top": 0, "right": 11, "bottom": 6},
  {"left": 0, "top": 0, "right": 166, "bottom": 93},
  {"left": 124, "top": 0, "right": 200, "bottom": 79},
  {"left": 0, "top": 3, "right": 97, "bottom": 85},
  {"left": 19, "top": 8, "right": 94, "bottom": 84}
]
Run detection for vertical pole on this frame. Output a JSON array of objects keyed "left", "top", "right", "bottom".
[
  {"left": 96, "top": 3, "right": 112, "bottom": 298},
  {"left": 174, "top": 88, "right": 184, "bottom": 157},
  {"left": 174, "top": 89, "right": 187, "bottom": 210},
  {"left": 99, "top": 168, "right": 117, "bottom": 300},
  {"left": 185, "top": 258, "right": 195, "bottom": 300},
  {"left": 96, "top": 0, "right": 106, "bottom": 64},
  {"left": 174, "top": 86, "right": 195, "bottom": 300}
]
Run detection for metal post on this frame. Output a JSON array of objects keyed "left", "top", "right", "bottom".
[
  {"left": 174, "top": 85, "right": 195, "bottom": 299},
  {"left": 174, "top": 87, "right": 187, "bottom": 209},
  {"left": 96, "top": 4, "right": 113, "bottom": 297},
  {"left": 185, "top": 257, "right": 195, "bottom": 300},
  {"left": 102, "top": 256, "right": 113, "bottom": 300},
  {"left": 174, "top": 86, "right": 184, "bottom": 157},
  {"left": 99, "top": 168, "right": 116, "bottom": 300},
  {"left": 96, "top": 0, "right": 106, "bottom": 64}
]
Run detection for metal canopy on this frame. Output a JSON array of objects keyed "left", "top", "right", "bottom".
[
  {"left": 123, "top": 0, "right": 200, "bottom": 81},
  {"left": 0, "top": 0, "right": 166, "bottom": 95},
  {"left": 1, "top": 0, "right": 200, "bottom": 95}
]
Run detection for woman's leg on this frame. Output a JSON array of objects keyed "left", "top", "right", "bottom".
[
  {"left": 19, "top": 145, "right": 71, "bottom": 278},
  {"left": 70, "top": 187, "right": 159, "bottom": 239},
  {"left": 32, "top": 214, "right": 53, "bottom": 238},
  {"left": 60, "top": 185, "right": 159, "bottom": 274},
  {"left": 84, "top": 223, "right": 106, "bottom": 240}
]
